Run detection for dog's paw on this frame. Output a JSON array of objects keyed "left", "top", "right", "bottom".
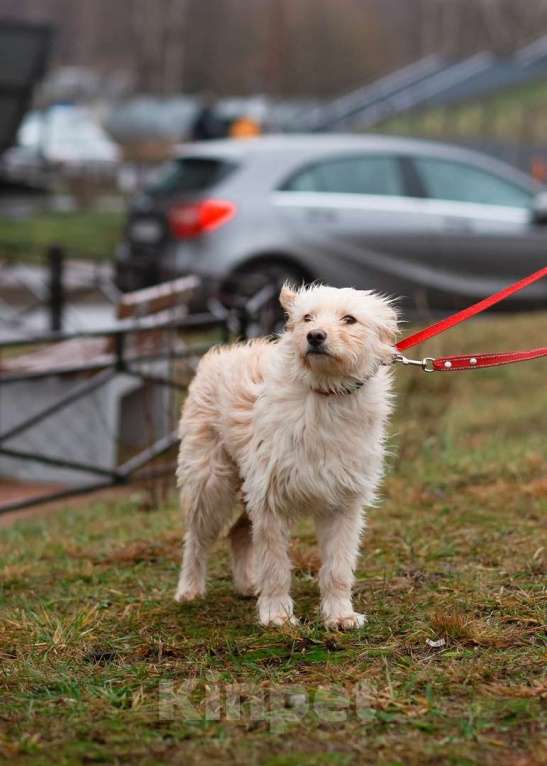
[
  {"left": 259, "top": 613, "right": 300, "bottom": 628},
  {"left": 324, "top": 612, "right": 367, "bottom": 631},
  {"left": 258, "top": 597, "right": 298, "bottom": 628},
  {"left": 233, "top": 570, "right": 256, "bottom": 598},
  {"left": 232, "top": 559, "right": 256, "bottom": 598},
  {"left": 174, "top": 585, "right": 205, "bottom": 603}
]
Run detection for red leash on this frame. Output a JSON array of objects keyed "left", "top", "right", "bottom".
[{"left": 393, "top": 265, "right": 547, "bottom": 373}]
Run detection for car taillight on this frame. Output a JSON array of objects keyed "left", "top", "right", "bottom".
[{"left": 168, "top": 199, "right": 236, "bottom": 239}]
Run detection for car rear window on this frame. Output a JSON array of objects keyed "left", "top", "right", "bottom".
[{"left": 146, "top": 157, "right": 236, "bottom": 196}]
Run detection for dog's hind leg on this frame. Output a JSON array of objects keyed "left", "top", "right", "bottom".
[
  {"left": 175, "top": 440, "right": 237, "bottom": 603},
  {"left": 228, "top": 511, "right": 255, "bottom": 597}
]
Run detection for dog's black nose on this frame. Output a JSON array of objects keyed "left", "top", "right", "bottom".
[{"left": 307, "top": 329, "right": 327, "bottom": 347}]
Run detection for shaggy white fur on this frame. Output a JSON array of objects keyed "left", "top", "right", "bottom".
[{"left": 174, "top": 284, "right": 398, "bottom": 629}]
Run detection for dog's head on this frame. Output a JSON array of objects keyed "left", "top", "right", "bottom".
[{"left": 279, "top": 283, "right": 398, "bottom": 383}]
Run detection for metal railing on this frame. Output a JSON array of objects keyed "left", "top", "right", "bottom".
[
  {"left": 0, "top": 273, "right": 282, "bottom": 514},
  {"left": 0, "top": 243, "right": 117, "bottom": 337},
  {"left": 0, "top": 304, "right": 227, "bottom": 513}
]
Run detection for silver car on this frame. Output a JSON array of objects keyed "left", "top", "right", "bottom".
[{"left": 116, "top": 134, "right": 547, "bottom": 324}]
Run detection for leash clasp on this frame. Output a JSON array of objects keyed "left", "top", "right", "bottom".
[{"left": 392, "top": 352, "right": 435, "bottom": 373}]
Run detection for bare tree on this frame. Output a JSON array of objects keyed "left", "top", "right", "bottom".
[
  {"left": 162, "top": 0, "right": 187, "bottom": 94},
  {"left": 6, "top": 0, "right": 547, "bottom": 97}
]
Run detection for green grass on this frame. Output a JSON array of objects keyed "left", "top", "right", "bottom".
[
  {"left": 377, "top": 78, "right": 547, "bottom": 144},
  {"left": 1, "top": 313, "right": 546, "bottom": 765},
  {"left": 0, "top": 210, "right": 124, "bottom": 261}
]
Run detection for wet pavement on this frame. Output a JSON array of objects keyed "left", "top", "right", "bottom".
[
  {"left": 0, "top": 259, "right": 118, "bottom": 341},
  {"left": 0, "top": 299, "right": 117, "bottom": 340}
]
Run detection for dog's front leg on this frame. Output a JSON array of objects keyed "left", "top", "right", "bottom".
[
  {"left": 251, "top": 509, "right": 297, "bottom": 627},
  {"left": 315, "top": 504, "right": 366, "bottom": 630}
]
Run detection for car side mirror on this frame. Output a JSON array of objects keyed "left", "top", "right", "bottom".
[{"left": 531, "top": 191, "right": 547, "bottom": 224}]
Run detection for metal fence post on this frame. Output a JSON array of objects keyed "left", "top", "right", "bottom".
[{"left": 48, "top": 245, "right": 65, "bottom": 332}]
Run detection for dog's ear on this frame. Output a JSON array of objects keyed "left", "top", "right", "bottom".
[
  {"left": 359, "top": 291, "right": 399, "bottom": 345},
  {"left": 279, "top": 283, "right": 297, "bottom": 314},
  {"left": 375, "top": 302, "right": 399, "bottom": 345}
]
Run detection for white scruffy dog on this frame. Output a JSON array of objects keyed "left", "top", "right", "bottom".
[{"left": 175, "top": 284, "right": 398, "bottom": 629}]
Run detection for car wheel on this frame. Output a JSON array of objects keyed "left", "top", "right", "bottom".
[{"left": 222, "top": 263, "right": 308, "bottom": 337}]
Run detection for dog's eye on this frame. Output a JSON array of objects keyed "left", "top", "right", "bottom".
[
  {"left": 342, "top": 315, "right": 357, "bottom": 325},
  {"left": 303, "top": 314, "right": 313, "bottom": 323}
]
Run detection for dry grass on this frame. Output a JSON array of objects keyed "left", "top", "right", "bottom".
[{"left": 1, "top": 313, "right": 546, "bottom": 766}]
